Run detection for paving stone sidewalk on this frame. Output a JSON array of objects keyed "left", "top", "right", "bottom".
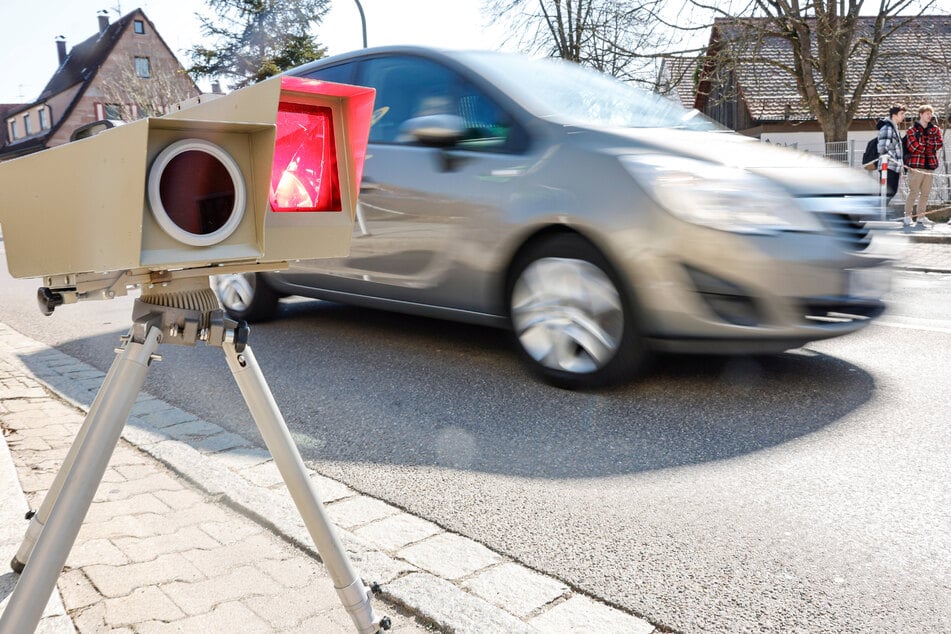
[
  {"left": 0, "top": 323, "right": 657, "bottom": 633},
  {"left": 0, "top": 333, "right": 432, "bottom": 633},
  {"left": 897, "top": 237, "right": 951, "bottom": 272}
]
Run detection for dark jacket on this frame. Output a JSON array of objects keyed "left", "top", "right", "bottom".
[{"left": 904, "top": 120, "right": 943, "bottom": 171}]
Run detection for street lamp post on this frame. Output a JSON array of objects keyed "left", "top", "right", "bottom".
[{"left": 354, "top": 0, "right": 367, "bottom": 48}]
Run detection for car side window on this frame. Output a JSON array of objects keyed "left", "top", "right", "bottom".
[
  {"left": 302, "top": 62, "right": 355, "bottom": 85},
  {"left": 355, "top": 56, "right": 514, "bottom": 149},
  {"left": 455, "top": 82, "right": 512, "bottom": 150}
]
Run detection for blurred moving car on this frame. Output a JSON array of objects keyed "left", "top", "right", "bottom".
[{"left": 214, "top": 46, "right": 891, "bottom": 389}]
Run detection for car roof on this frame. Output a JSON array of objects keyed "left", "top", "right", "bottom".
[{"left": 287, "top": 45, "right": 482, "bottom": 77}]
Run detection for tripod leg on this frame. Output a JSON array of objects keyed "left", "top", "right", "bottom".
[
  {"left": 222, "top": 342, "right": 387, "bottom": 634},
  {"left": 0, "top": 327, "right": 161, "bottom": 633},
  {"left": 10, "top": 334, "right": 127, "bottom": 573}
]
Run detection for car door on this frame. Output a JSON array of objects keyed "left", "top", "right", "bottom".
[{"left": 289, "top": 53, "right": 530, "bottom": 311}]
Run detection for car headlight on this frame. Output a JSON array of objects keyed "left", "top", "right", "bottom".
[{"left": 619, "top": 154, "right": 824, "bottom": 235}]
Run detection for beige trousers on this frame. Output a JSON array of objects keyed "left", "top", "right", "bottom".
[{"left": 904, "top": 169, "right": 935, "bottom": 219}]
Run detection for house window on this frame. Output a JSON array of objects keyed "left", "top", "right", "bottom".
[
  {"left": 8, "top": 120, "right": 17, "bottom": 140},
  {"left": 39, "top": 108, "right": 49, "bottom": 130},
  {"left": 133, "top": 20, "right": 145, "bottom": 34},
  {"left": 23, "top": 113, "right": 32, "bottom": 135},
  {"left": 104, "top": 104, "right": 122, "bottom": 120},
  {"left": 134, "top": 56, "right": 151, "bottom": 78}
]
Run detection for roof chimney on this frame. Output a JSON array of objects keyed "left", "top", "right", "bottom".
[
  {"left": 98, "top": 10, "right": 109, "bottom": 34},
  {"left": 55, "top": 35, "right": 67, "bottom": 64}
]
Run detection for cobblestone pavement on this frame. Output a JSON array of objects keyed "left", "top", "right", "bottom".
[
  {"left": 0, "top": 324, "right": 656, "bottom": 633},
  {"left": 0, "top": 340, "right": 433, "bottom": 633},
  {"left": 897, "top": 238, "right": 951, "bottom": 272}
]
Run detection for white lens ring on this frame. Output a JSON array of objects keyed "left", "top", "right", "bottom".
[{"left": 147, "top": 138, "right": 246, "bottom": 247}]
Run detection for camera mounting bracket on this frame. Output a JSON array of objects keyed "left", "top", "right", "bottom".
[{"left": 37, "top": 261, "right": 290, "bottom": 313}]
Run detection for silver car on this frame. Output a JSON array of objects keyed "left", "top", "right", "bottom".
[{"left": 215, "top": 46, "right": 891, "bottom": 389}]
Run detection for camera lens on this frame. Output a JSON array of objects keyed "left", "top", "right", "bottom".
[
  {"left": 159, "top": 150, "right": 235, "bottom": 235},
  {"left": 148, "top": 139, "right": 246, "bottom": 247}
]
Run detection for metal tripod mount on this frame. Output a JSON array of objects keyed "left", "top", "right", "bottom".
[{"left": 2, "top": 277, "right": 389, "bottom": 634}]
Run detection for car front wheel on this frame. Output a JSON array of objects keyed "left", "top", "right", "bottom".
[
  {"left": 212, "top": 273, "right": 281, "bottom": 322},
  {"left": 507, "top": 235, "right": 648, "bottom": 389}
]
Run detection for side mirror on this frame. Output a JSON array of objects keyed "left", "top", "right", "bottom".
[{"left": 399, "top": 114, "right": 467, "bottom": 147}]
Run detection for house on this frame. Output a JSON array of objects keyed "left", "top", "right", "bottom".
[
  {"left": 660, "top": 15, "right": 951, "bottom": 156},
  {"left": 1, "top": 8, "right": 200, "bottom": 161}
]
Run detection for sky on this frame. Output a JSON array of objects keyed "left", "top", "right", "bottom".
[{"left": 0, "top": 0, "right": 513, "bottom": 103}]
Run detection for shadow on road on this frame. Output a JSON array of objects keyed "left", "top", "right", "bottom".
[{"left": 20, "top": 298, "right": 875, "bottom": 480}]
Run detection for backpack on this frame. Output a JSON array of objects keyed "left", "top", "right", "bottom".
[
  {"left": 902, "top": 132, "right": 912, "bottom": 159},
  {"left": 862, "top": 137, "right": 879, "bottom": 170}
]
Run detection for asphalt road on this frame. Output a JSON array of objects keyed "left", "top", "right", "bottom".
[{"left": 0, "top": 243, "right": 948, "bottom": 632}]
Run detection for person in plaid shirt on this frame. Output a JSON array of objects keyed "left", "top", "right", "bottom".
[{"left": 903, "top": 104, "right": 944, "bottom": 228}]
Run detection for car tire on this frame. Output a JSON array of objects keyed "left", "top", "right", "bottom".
[
  {"left": 507, "top": 234, "right": 648, "bottom": 389},
  {"left": 212, "top": 273, "right": 281, "bottom": 322}
]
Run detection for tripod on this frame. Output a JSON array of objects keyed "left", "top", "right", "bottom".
[{"left": 1, "top": 277, "right": 388, "bottom": 633}]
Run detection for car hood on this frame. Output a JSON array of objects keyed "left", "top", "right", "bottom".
[{"left": 604, "top": 127, "right": 879, "bottom": 196}]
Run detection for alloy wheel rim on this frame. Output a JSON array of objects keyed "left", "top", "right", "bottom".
[
  {"left": 511, "top": 257, "right": 624, "bottom": 374},
  {"left": 213, "top": 274, "right": 254, "bottom": 312}
]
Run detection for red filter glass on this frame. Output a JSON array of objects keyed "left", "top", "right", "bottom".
[{"left": 269, "top": 102, "right": 341, "bottom": 212}]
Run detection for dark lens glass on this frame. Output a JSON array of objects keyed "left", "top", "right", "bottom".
[{"left": 158, "top": 150, "right": 235, "bottom": 235}]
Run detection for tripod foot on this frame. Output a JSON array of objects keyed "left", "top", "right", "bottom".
[{"left": 11, "top": 556, "right": 25, "bottom": 574}]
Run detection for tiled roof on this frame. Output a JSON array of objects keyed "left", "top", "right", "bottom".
[
  {"left": 657, "top": 57, "right": 702, "bottom": 110},
  {"left": 38, "top": 13, "right": 136, "bottom": 99},
  {"left": 0, "top": 104, "right": 25, "bottom": 116},
  {"left": 699, "top": 15, "right": 951, "bottom": 122}
]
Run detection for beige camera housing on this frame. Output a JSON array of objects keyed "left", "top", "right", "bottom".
[{"left": 0, "top": 76, "right": 375, "bottom": 295}]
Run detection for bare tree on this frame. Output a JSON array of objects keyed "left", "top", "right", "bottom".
[
  {"left": 484, "top": 0, "right": 679, "bottom": 87},
  {"left": 97, "top": 56, "right": 200, "bottom": 121},
  {"left": 667, "top": 0, "right": 944, "bottom": 142},
  {"left": 485, "top": 1, "right": 948, "bottom": 142}
]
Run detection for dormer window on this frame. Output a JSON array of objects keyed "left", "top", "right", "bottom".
[
  {"left": 23, "top": 113, "right": 32, "bottom": 135},
  {"left": 134, "top": 20, "right": 145, "bottom": 35}
]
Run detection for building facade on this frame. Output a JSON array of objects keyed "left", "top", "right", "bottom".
[{"left": 1, "top": 9, "right": 200, "bottom": 160}]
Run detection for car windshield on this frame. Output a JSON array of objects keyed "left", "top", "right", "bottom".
[{"left": 456, "top": 51, "right": 726, "bottom": 132}]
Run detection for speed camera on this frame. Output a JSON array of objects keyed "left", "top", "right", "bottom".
[{"left": 0, "top": 75, "right": 375, "bottom": 304}]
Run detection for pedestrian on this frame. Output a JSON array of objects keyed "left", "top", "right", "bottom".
[
  {"left": 877, "top": 103, "right": 906, "bottom": 209},
  {"left": 903, "top": 104, "right": 944, "bottom": 228}
]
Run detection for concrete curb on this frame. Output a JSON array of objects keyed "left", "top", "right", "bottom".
[
  {"left": 0, "top": 323, "right": 656, "bottom": 634},
  {"left": 866, "top": 220, "right": 951, "bottom": 244},
  {"left": 907, "top": 232, "right": 951, "bottom": 244}
]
